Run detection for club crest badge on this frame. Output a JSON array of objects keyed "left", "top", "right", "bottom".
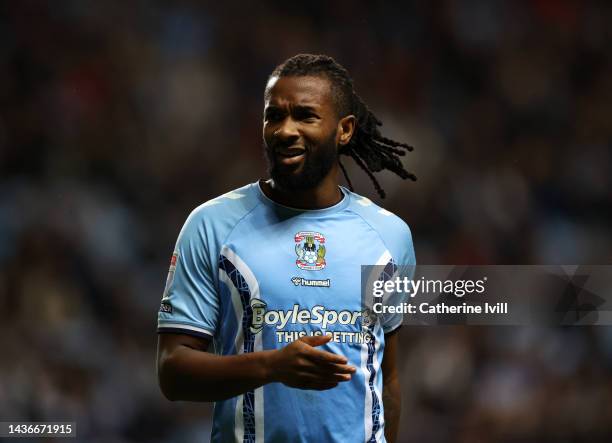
[{"left": 295, "top": 231, "right": 326, "bottom": 271}]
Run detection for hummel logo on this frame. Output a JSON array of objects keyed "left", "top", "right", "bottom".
[{"left": 290, "top": 277, "right": 331, "bottom": 287}]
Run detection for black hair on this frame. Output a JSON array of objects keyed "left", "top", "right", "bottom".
[{"left": 270, "top": 53, "right": 416, "bottom": 198}]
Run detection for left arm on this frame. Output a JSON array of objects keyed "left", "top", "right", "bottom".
[{"left": 382, "top": 330, "right": 401, "bottom": 443}]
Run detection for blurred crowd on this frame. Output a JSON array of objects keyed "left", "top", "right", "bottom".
[{"left": 0, "top": 0, "right": 611, "bottom": 442}]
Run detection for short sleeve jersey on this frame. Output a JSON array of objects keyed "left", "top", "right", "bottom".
[{"left": 158, "top": 181, "right": 416, "bottom": 443}]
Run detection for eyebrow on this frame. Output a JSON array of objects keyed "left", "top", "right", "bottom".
[{"left": 264, "top": 104, "right": 320, "bottom": 113}]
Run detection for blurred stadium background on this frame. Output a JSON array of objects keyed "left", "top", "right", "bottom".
[{"left": 1, "top": 1, "right": 611, "bottom": 442}]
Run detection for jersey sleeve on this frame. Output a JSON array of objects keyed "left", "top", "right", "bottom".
[
  {"left": 382, "top": 221, "right": 416, "bottom": 334},
  {"left": 157, "top": 209, "right": 219, "bottom": 339}
]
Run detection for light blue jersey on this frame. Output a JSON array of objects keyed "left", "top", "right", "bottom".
[{"left": 158, "top": 181, "right": 415, "bottom": 443}]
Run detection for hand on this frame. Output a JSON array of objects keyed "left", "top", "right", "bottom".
[{"left": 267, "top": 335, "right": 356, "bottom": 390}]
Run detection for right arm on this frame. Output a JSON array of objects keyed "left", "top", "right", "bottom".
[{"left": 157, "top": 333, "right": 355, "bottom": 402}]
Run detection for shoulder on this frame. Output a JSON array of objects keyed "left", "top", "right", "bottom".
[
  {"left": 189, "top": 183, "right": 259, "bottom": 221},
  {"left": 345, "top": 189, "right": 415, "bottom": 263},
  {"left": 345, "top": 189, "right": 412, "bottom": 238},
  {"left": 178, "top": 183, "right": 261, "bottom": 243}
]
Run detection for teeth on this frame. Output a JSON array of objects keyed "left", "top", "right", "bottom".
[{"left": 277, "top": 148, "right": 305, "bottom": 157}]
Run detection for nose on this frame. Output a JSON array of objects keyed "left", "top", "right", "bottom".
[{"left": 274, "top": 116, "right": 299, "bottom": 142}]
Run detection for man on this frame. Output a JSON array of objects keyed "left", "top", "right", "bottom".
[{"left": 157, "top": 54, "right": 416, "bottom": 443}]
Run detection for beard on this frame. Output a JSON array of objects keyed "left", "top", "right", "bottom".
[{"left": 264, "top": 133, "right": 338, "bottom": 191}]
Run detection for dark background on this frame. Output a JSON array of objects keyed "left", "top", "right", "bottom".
[{"left": 1, "top": 1, "right": 611, "bottom": 442}]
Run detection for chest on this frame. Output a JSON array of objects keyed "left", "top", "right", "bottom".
[{"left": 222, "top": 216, "right": 386, "bottom": 314}]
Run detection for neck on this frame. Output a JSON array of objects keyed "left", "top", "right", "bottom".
[{"left": 260, "top": 169, "right": 342, "bottom": 210}]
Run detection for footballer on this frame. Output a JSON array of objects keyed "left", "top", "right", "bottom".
[{"left": 157, "top": 54, "right": 416, "bottom": 443}]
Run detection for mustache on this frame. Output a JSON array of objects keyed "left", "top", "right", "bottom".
[{"left": 265, "top": 140, "right": 309, "bottom": 153}]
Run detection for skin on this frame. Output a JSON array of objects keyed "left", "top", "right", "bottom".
[
  {"left": 157, "top": 74, "right": 401, "bottom": 442},
  {"left": 157, "top": 334, "right": 355, "bottom": 401},
  {"left": 260, "top": 75, "right": 355, "bottom": 209},
  {"left": 382, "top": 332, "right": 401, "bottom": 443}
]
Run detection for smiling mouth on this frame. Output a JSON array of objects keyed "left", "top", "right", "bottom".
[
  {"left": 275, "top": 146, "right": 306, "bottom": 165},
  {"left": 276, "top": 146, "right": 305, "bottom": 156}
]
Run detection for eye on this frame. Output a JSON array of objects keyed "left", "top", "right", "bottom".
[
  {"left": 265, "top": 109, "right": 283, "bottom": 122},
  {"left": 295, "top": 109, "right": 319, "bottom": 122}
]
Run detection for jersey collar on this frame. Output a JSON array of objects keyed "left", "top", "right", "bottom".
[{"left": 254, "top": 180, "right": 351, "bottom": 217}]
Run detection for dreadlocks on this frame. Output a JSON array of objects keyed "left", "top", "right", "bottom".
[{"left": 270, "top": 53, "right": 417, "bottom": 199}]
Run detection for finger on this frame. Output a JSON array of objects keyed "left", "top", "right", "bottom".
[
  {"left": 301, "top": 360, "right": 356, "bottom": 375},
  {"left": 303, "top": 346, "right": 348, "bottom": 365},
  {"left": 327, "top": 373, "right": 352, "bottom": 382},
  {"left": 298, "top": 371, "right": 352, "bottom": 383},
  {"left": 319, "top": 363, "right": 357, "bottom": 375},
  {"left": 292, "top": 374, "right": 344, "bottom": 391},
  {"left": 299, "top": 335, "right": 332, "bottom": 347},
  {"left": 297, "top": 370, "right": 353, "bottom": 383}
]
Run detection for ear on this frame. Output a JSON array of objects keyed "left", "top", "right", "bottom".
[{"left": 337, "top": 115, "right": 356, "bottom": 147}]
